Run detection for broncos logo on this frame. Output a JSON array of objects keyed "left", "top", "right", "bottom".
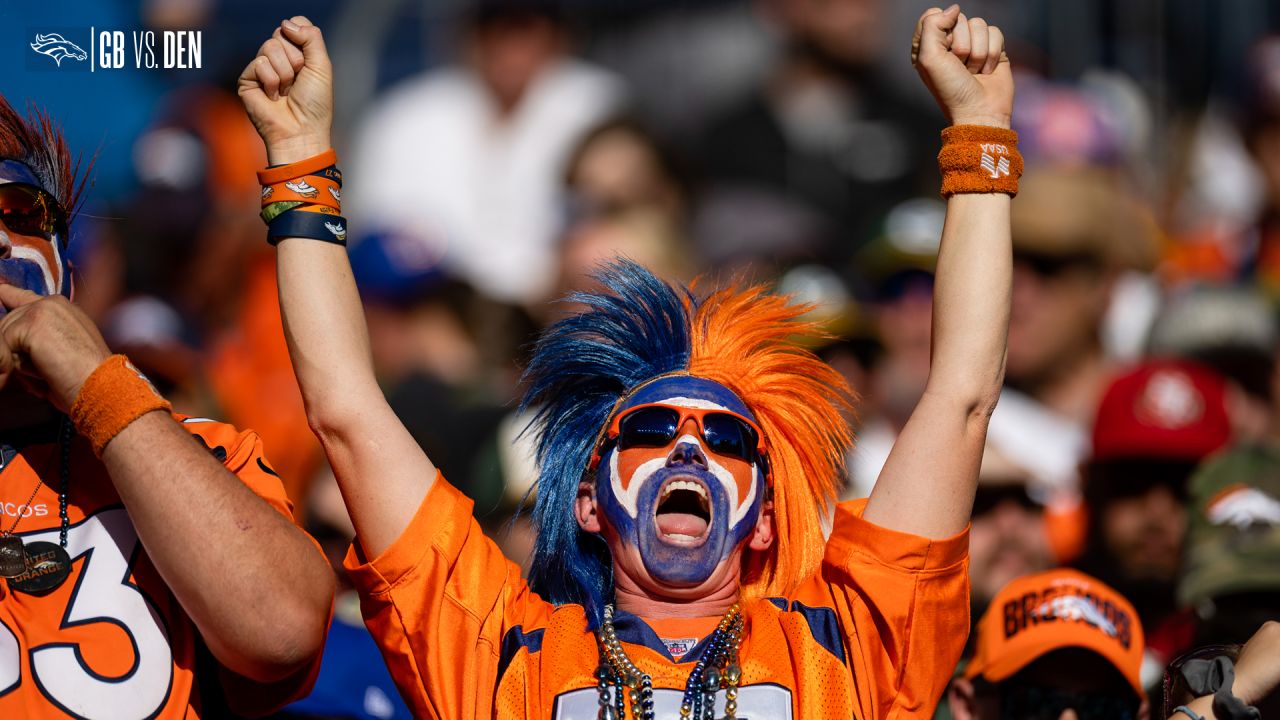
[
  {"left": 284, "top": 179, "right": 320, "bottom": 198},
  {"left": 30, "top": 33, "right": 87, "bottom": 67},
  {"left": 324, "top": 221, "right": 347, "bottom": 242},
  {"left": 261, "top": 186, "right": 274, "bottom": 200},
  {"left": 328, "top": 186, "right": 341, "bottom": 202}
]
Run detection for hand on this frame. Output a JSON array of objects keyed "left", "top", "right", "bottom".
[
  {"left": 238, "top": 17, "right": 333, "bottom": 165},
  {"left": 1232, "top": 620, "right": 1280, "bottom": 706},
  {"left": 0, "top": 284, "right": 110, "bottom": 412},
  {"left": 912, "top": 5, "right": 1013, "bottom": 128}
]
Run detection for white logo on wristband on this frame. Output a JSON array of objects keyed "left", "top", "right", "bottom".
[{"left": 981, "top": 151, "right": 1010, "bottom": 179}]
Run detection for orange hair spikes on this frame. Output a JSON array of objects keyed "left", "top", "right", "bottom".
[{"left": 687, "top": 282, "right": 855, "bottom": 599}]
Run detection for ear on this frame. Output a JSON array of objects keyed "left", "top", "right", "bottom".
[
  {"left": 748, "top": 499, "right": 775, "bottom": 551},
  {"left": 948, "top": 678, "right": 980, "bottom": 720},
  {"left": 575, "top": 481, "right": 601, "bottom": 533}
]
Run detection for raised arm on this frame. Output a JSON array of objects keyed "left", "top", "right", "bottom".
[
  {"left": 863, "top": 6, "right": 1013, "bottom": 539},
  {"left": 238, "top": 17, "right": 435, "bottom": 556}
]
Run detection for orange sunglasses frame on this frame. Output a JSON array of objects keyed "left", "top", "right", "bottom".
[{"left": 587, "top": 402, "right": 769, "bottom": 473}]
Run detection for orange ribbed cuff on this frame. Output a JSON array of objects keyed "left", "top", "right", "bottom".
[
  {"left": 938, "top": 125, "right": 1022, "bottom": 197},
  {"left": 70, "top": 355, "right": 171, "bottom": 456}
]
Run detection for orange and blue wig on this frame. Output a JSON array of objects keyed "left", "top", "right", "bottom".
[{"left": 520, "top": 260, "right": 853, "bottom": 627}]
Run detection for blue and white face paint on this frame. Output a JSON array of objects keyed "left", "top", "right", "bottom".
[
  {"left": 595, "top": 376, "right": 767, "bottom": 587},
  {"left": 0, "top": 159, "right": 69, "bottom": 300}
]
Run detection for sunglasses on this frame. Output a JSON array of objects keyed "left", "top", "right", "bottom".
[
  {"left": 971, "top": 484, "right": 1042, "bottom": 519},
  {"left": 1000, "top": 684, "right": 1138, "bottom": 720},
  {"left": 596, "top": 403, "right": 768, "bottom": 469},
  {"left": 1014, "top": 250, "right": 1101, "bottom": 279},
  {"left": 1162, "top": 644, "right": 1237, "bottom": 718},
  {"left": 0, "top": 183, "right": 65, "bottom": 239}
]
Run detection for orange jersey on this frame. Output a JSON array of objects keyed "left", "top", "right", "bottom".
[
  {"left": 0, "top": 415, "right": 316, "bottom": 718},
  {"left": 346, "top": 473, "right": 969, "bottom": 719}
]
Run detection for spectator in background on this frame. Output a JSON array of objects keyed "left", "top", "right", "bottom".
[
  {"left": 695, "top": 0, "right": 939, "bottom": 271},
  {"left": 966, "top": 455, "right": 1057, "bottom": 624},
  {"left": 844, "top": 198, "right": 945, "bottom": 496},
  {"left": 948, "top": 569, "right": 1147, "bottom": 720},
  {"left": 1147, "top": 286, "right": 1278, "bottom": 443},
  {"left": 553, "top": 118, "right": 693, "bottom": 314},
  {"left": 100, "top": 85, "right": 324, "bottom": 506},
  {"left": 1178, "top": 437, "right": 1280, "bottom": 651},
  {"left": 1076, "top": 360, "right": 1233, "bottom": 686},
  {"left": 986, "top": 166, "right": 1159, "bottom": 495},
  {"left": 347, "top": 229, "right": 529, "bottom": 514},
  {"left": 1162, "top": 622, "right": 1280, "bottom": 718},
  {"left": 347, "top": 0, "right": 624, "bottom": 307}
]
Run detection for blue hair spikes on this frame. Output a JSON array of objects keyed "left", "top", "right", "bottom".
[{"left": 518, "top": 259, "right": 693, "bottom": 627}]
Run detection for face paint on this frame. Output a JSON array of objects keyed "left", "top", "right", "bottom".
[
  {"left": 0, "top": 160, "right": 69, "bottom": 300},
  {"left": 594, "top": 376, "right": 767, "bottom": 587}
]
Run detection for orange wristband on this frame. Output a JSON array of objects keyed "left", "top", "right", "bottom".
[
  {"left": 70, "top": 355, "right": 172, "bottom": 456},
  {"left": 256, "top": 148, "right": 338, "bottom": 186},
  {"left": 938, "top": 125, "right": 1022, "bottom": 196}
]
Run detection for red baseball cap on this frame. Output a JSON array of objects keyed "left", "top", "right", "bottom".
[{"left": 1091, "top": 359, "right": 1231, "bottom": 463}]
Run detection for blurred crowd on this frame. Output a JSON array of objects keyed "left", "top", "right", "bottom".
[{"left": 38, "top": 0, "right": 1280, "bottom": 717}]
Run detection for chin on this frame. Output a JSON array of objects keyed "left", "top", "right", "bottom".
[{"left": 625, "top": 547, "right": 740, "bottom": 599}]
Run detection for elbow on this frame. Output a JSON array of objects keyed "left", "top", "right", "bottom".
[
  {"left": 927, "top": 366, "right": 1005, "bottom": 426},
  {"left": 303, "top": 392, "right": 376, "bottom": 450},
  {"left": 232, "top": 574, "right": 335, "bottom": 683}
]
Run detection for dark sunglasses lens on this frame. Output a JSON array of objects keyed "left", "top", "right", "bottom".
[
  {"left": 0, "top": 185, "right": 56, "bottom": 237},
  {"left": 1002, "top": 685, "right": 1135, "bottom": 720},
  {"left": 701, "top": 413, "right": 756, "bottom": 462},
  {"left": 971, "top": 485, "right": 1039, "bottom": 518},
  {"left": 618, "top": 407, "right": 680, "bottom": 450}
]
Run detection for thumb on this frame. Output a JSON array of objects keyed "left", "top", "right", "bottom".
[{"left": 281, "top": 17, "right": 330, "bottom": 71}]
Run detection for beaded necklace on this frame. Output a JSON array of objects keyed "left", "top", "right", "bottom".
[{"left": 595, "top": 603, "right": 744, "bottom": 720}]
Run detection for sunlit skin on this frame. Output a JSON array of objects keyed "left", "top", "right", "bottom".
[
  {"left": 0, "top": 162, "right": 68, "bottom": 298},
  {"left": 575, "top": 376, "right": 775, "bottom": 619}
]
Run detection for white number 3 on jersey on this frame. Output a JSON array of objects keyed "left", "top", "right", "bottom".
[{"left": 0, "top": 508, "right": 174, "bottom": 719}]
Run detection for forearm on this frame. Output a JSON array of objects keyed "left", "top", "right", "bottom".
[
  {"left": 927, "top": 192, "right": 1011, "bottom": 409},
  {"left": 275, "top": 235, "right": 380, "bottom": 424},
  {"left": 100, "top": 411, "right": 334, "bottom": 680},
  {"left": 244, "top": 20, "right": 437, "bottom": 558},
  {"left": 864, "top": 148, "right": 1012, "bottom": 538},
  {"left": 267, "top": 139, "right": 381, "bottom": 429}
]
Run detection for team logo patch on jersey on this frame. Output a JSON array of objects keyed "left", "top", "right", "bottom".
[{"left": 661, "top": 637, "right": 699, "bottom": 658}]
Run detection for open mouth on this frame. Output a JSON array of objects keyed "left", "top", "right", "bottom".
[{"left": 654, "top": 477, "right": 712, "bottom": 546}]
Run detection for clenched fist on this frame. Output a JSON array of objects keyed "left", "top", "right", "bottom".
[
  {"left": 0, "top": 284, "right": 110, "bottom": 412},
  {"left": 912, "top": 5, "right": 1013, "bottom": 129},
  {"left": 238, "top": 17, "right": 334, "bottom": 165}
]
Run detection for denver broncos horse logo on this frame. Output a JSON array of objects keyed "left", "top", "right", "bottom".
[
  {"left": 323, "top": 221, "right": 347, "bottom": 242},
  {"left": 30, "top": 33, "right": 87, "bottom": 67},
  {"left": 284, "top": 180, "right": 320, "bottom": 198}
]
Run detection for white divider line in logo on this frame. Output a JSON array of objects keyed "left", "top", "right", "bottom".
[{"left": 90, "top": 26, "right": 95, "bottom": 72}]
